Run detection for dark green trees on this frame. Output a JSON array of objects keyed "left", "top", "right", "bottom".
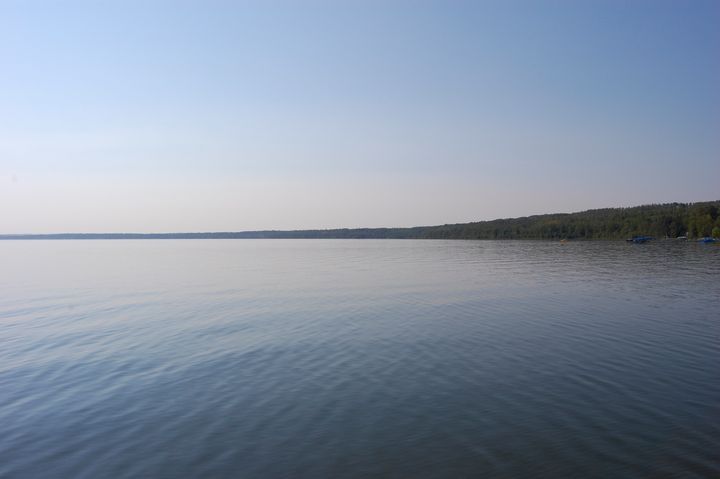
[{"left": 414, "top": 201, "right": 720, "bottom": 240}]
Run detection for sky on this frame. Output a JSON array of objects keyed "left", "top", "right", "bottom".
[{"left": 1, "top": 0, "right": 719, "bottom": 233}]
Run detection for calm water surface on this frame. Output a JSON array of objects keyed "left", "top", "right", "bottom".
[{"left": 1, "top": 240, "right": 718, "bottom": 478}]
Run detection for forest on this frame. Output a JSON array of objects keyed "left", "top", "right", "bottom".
[
  {"left": 412, "top": 200, "right": 720, "bottom": 240},
  {"left": 2, "top": 201, "right": 719, "bottom": 241}
]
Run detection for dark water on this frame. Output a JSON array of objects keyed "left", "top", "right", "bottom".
[{"left": 1, "top": 240, "right": 718, "bottom": 478}]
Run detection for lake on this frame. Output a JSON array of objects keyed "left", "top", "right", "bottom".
[{"left": 1, "top": 239, "right": 718, "bottom": 478}]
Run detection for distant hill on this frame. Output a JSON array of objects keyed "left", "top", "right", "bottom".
[
  {"left": 415, "top": 200, "right": 720, "bottom": 240},
  {"left": 2, "top": 200, "right": 719, "bottom": 240}
]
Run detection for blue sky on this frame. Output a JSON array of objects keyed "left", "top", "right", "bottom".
[{"left": 1, "top": 0, "right": 718, "bottom": 233}]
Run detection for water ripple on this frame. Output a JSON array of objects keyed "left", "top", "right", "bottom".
[{"left": 0, "top": 239, "right": 718, "bottom": 478}]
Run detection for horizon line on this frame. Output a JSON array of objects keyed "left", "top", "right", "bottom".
[{"left": 2, "top": 199, "right": 717, "bottom": 237}]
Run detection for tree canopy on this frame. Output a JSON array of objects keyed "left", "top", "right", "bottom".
[{"left": 2, "top": 201, "right": 719, "bottom": 241}]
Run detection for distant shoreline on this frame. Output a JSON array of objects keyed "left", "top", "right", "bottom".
[{"left": 2, "top": 200, "right": 719, "bottom": 241}]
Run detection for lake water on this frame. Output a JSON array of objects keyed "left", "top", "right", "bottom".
[{"left": 1, "top": 239, "right": 718, "bottom": 478}]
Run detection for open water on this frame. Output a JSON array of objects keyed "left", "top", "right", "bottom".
[{"left": 1, "top": 239, "right": 718, "bottom": 478}]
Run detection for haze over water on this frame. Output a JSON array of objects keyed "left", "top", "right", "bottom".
[{"left": 1, "top": 239, "right": 718, "bottom": 477}]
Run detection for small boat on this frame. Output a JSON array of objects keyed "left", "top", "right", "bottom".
[
  {"left": 626, "top": 235, "right": 654, "bottom": 243},
  {"left": 699, "top": 237, "right": 717, "bottom": 243}
]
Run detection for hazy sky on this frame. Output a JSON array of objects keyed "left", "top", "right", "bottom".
[{"left": 2, "top": 0, "right": 719, "bottom": 233}]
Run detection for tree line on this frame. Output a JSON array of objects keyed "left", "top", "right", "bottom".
[
  {"left": 2, "top": 200, "right": 719, "bottom": 241},
  {"left": 413, "top": 201, "right": 720, "bottom": 240}
]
